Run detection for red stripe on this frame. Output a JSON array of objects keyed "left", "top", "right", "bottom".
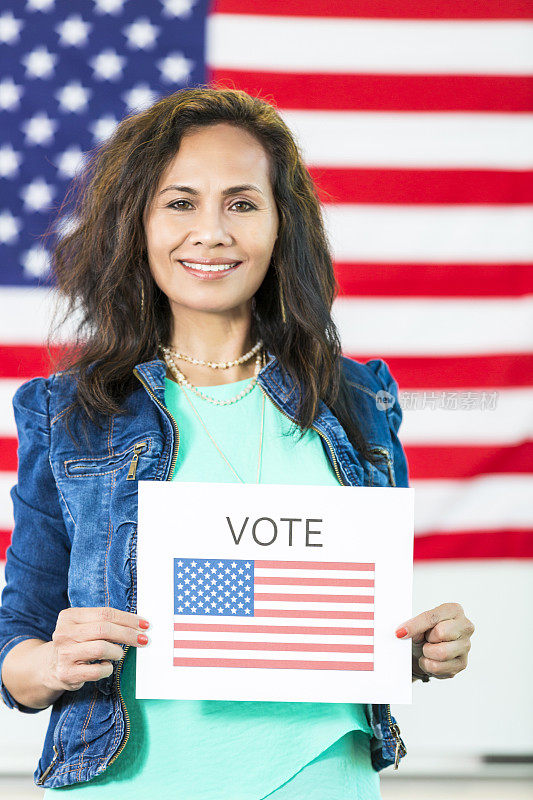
[
  {"left": 255, "top": 577, "right": 374, "bottom": 587},
  {"left": 174, "top": 640, "right": 374, "bottom": 653},
  {"left": 0, "top": 531, "right": 10, "bottom": 561},
  {"left": 310, "top": 168, "right": 533, "bottom": 204},
  {"left": 174, "top": 623, "right": 375, "bottom": 636},
  {"left": 336, "top": 263, "right": 533, "bottom": 298},
  {"left": 254, "top": 592, "right": 373, "bottom": 603},
  {"left": 173, "top": 656, "right": 374, "bottom": 670},
  {"left": 407, "top": 443, "right": 533, "bottom": 480},
  {"left": 344, "top": 354, "right": 533, "bottom": 389},
  {"left": 212, "top": 0, "right": 533, "bottom": 19},
  {"left": 211, "top": 71, "right": 533, "bottom": 113},
  {"left": 414, "top": 529, "right": 533, "bottom": 559},
  {"left": 255, "top": 560, "right": 374, "bottom": 570},
  {"left": 255, "top": 609, "right": 373, "bottom": 619},
  {"left": 0, "top": 438, "right": 17, "bottom": 472},
  {"left": 0, "top": 345, "right": 72, "bottom": 379}
]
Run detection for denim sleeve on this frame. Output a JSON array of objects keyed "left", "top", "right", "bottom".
[
  {"left": 0, "top": 376, "right": 70, "bottom": 713},
  {"left": 365, "top": 358, "right": 410, "bottom": 489}
]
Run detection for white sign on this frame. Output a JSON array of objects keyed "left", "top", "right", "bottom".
[{"left": 136, "top": 481, "right": 414, "bottom": 704}]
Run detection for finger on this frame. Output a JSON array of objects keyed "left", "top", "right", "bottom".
[
  {"left": 61, "top": 607, "right": 148, "bottom": 629},
  {"left": 422, "top": 637, "right": 470, "bottom": 662},
  {"left": 396, "top": 603, "right": 463, "bottom": 644},
  {"left": 73, "top": 640, "right": 126, "bottom": 664},
  {"left": 70, "top": 620, "right": 147, "bottom": 648},
  {"left": 56, "top": 660, "right": 114, "bottom": 690},
  {"left": 424, "top": 617, "right": 471, "bottom": 644},
  {"left": 418, "top": 653, "right": 468, "bottom": 679}
]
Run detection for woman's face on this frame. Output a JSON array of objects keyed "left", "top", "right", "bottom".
[{"left": 143, "top": 122, "right": 279, "bottom": 318}]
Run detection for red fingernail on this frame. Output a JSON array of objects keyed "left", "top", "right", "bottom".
[
  {"left": 139, "top": 619, "right": 150, "bottom": 629},
  {"left": 396, "top": 627, "right": 408, "bottom": 638},
  {"left": 137, "top": 634, "right": 149, "bottom": 645}
]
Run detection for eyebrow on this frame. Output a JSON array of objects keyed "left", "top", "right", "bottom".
[{"left": 158, "top": 183, "right": 264, "bottom": 197}]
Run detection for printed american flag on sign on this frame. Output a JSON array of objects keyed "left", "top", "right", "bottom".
[{"left": 173, "top": 557, "right": 375, "bottom": 671}]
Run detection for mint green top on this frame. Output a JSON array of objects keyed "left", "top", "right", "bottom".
[{"left": 44, "top": 377, "right": 380, "bottom": 799}]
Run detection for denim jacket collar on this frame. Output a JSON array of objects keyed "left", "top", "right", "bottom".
[{"left": 133, "top": 351, "right": 365, "bottom": 487}]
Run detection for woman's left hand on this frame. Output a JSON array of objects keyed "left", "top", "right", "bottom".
[{"left": 395, "top": 602, "right": 475, "bottom": 681}]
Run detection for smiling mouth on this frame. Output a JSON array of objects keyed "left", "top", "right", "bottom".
[{"left": 179, "top": 260, "right": 242, "bottom": 274}]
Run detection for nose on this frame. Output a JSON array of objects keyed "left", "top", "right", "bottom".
[{"left": 189, "top": 204, "right": 233, "bottom": 247}]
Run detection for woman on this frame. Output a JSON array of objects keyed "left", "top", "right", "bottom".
[{"left": 0, "top": 87, "right": 474, "bottom": 798}]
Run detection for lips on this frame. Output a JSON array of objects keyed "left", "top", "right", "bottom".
[{"left": 178, "top": 260, "right": 242, "bottom": 280}]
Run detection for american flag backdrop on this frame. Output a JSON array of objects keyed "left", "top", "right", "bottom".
[
  {"left": 1, "top": 0, "right": 533, "bottom": 588},
  {"left": 172, "top": 557, "right": 375, "bottom": 671}
]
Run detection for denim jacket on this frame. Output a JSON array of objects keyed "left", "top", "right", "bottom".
[{"left": 0, "top": 350, "right": 409, "bottom": 788}]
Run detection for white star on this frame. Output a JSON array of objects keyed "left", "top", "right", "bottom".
[
  {"left": 191, "top": 561, "right": 197, "bottom": 567},
  {"left": 21, "top": 178, "right": 55, "bottom": 212},
  {"left": 244, "top": 609, "right": 250, "bottom": 614},
  {"left": 0, "top": 11, "right": 23, "bottom": 44},
  {"left": 157, "top": 52, "right": 194, "bottom": 84},
  {"left": 244, "top": 562, "right": 251, "bottom": 569},
  {"left": 22, "top": 46, "right": 57, "bottom": 79},
  {"left": 0, "top": 144, "right": 22, "bottom": 178},
  {"left": 177, "top": 605, "right": 183, "bottom": 612},
  {"left": 56, "top": 15, "right": 92, "bottom": 47},
  {"left": 21, "top": 112, "right": 58, "bottom": 146},
  {"left": 26, "top": 0, "right": 55, "bottom": 11},
  {"left": 90, "top": 49, "right": 126, "bottom": 81},
  {"left": 56, "top": 81, "right": 92, "bottom": 113},
  {"left": 21, "top": 246, "right": 51, "bottom": 278},
  {"left": 177, "top": 560, "right": 183, "bottom": 566},
  {"left": 0, "top": 78, "right": 24, "bottom": 111},
  {"left": 89, "top": 114, "right": 120, "bottom": 143},
  {"left": 0, "top": 210, "right": 22, "bottom": 244},
  {"left": 124, "top": 17, "right": 160, "bottom": 50},
  {"left": 161, "top": 0, "right": 197, "bottom": 18},
  {"left": 55, "top": 146, "right": 85, "bottom": 179},
  {"left": 93, "top": 0, "right": 126, "bottom": 13}
]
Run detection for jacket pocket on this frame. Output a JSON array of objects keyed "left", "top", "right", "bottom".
[{"left": 64, "top": 439, "right": 151, "bottom": 478}]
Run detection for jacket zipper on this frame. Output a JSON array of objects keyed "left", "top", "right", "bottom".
[
  {"left": 126, "top": 441, "right": 149, "bottom": 481},
  {"left": 259, "top": 384, "right": 407, "bottom": 768},
  {"left": 108, "top": 369, "right": 181, "bottom": 769},
  {"left": 386, "top": 705, "right": 407, "bottom": 768},
  {"left": 37, "top": 744, "right": 59, "bottom": 785},
  {"left": 257, "top": 385, "right": 346, "bottom": 487}
]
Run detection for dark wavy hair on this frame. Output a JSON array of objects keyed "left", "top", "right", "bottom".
[{"left": 45, "top": 85, "right": 380, "bottom": 464}]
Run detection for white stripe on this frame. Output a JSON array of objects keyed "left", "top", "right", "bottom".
[
  {"left": 414, "top": 475, "right": 533, "bottom": 535},
  {"left": 208, "top": 16, "right": 533, "bottom": 74},
  {"left": 254, "top": 601, "right": 373, "bottom": 613},
  {"left": 175, "top": 615, "right": 372, "bottom": 630},
  {"left": 0, "top": 380, "right": 19, "bottom": 436},
  {"left": 400, "top": 388, "right": 533, "bottom": 445},
  {"left": 254, "top": 568, "right": 374, "bottom": 580},
  {"left": 282, "top": 111, "right": 533, "bottom": 169},
  {"left": 325, "top": 205, "right": 533, "bottom": 263},
  {"left": 0, "top": 475, "right": 14, "bottom": 528},
  {"left": 0, "top": 287, "right": 79, "bottom": 344},
  {"left": 173, "top": 647, "right": 374, "bottom": 662},
  {"left": 173, "top": 631, "right": 373, "bottom": 645},
  {"left": 254, "top": 584, "right": 374, "bottom": 596},
  {"left": 333, "top": 297, "right": 533, "bottom": 355}
]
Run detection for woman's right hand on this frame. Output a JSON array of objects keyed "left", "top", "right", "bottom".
[{"left": 42, "top": 606, "right": 150, "bottom": 693}]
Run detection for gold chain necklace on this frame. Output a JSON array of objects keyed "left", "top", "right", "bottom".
[{"left": 166, "top": 350, "right": 267, "bottom": 484}]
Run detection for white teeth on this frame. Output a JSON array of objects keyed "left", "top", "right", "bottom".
[{"left": 181, "top": 261, "right": 239, "bottom": 272}]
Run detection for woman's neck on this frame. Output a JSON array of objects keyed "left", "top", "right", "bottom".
[{"left": 165, "top": 307, "right": 260, "bottom": 386}]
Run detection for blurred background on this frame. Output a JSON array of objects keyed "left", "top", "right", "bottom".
[{"left": 1, "top": 0, "right": 532, "bottom": 797}]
